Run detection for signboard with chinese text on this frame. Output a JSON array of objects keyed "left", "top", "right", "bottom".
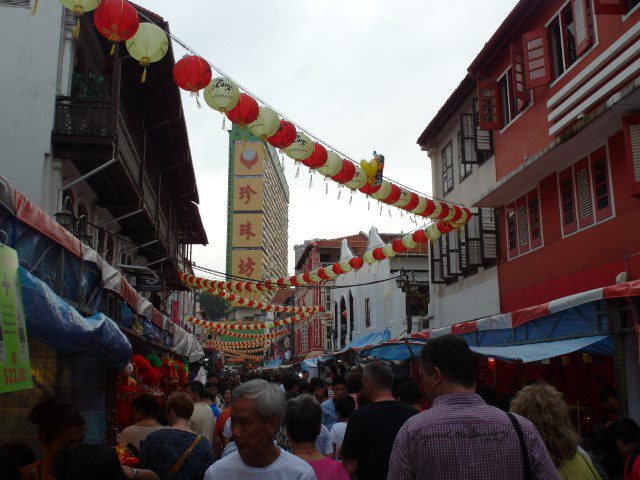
[
  {"left": 171, "top": 300, "right": 180, "bottom": 325},
  {"left": 0, "top": 245, "right": 33, "bottom": 393},
  {"left": 233, "top": 142, "right": 265, "bottom": 176},
  {"left": 231, "top": 214, "right": 263, "bottom": 248},
  {"left": 231, "top": 251, "right": 263, "bottom": 281},
  {"left": 233, "top": 178, "right": 264, "bottom": 211}
]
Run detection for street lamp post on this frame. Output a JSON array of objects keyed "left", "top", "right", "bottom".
[{"left": 396, "top": 268, "right": 417, "bottom": 335}]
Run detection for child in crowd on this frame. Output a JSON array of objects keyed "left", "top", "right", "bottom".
[{"left": 329, "top": 396, "right": 356, "bottom": 460}]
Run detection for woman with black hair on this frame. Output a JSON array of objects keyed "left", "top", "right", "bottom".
[
  {"left": 610, "top": 418, "right": 640, "bottom": 480},
  {"left": 121, "top": 394, "right": 164, "bottom": 453}
]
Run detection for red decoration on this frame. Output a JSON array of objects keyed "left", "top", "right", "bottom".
[
  {"left": 301, "top": 143, "right": 328, "bottom": 169},
  {"left": 302, "top": 272, "right": 312, "bottom": 283},
  {"left": 173, "top": 55, "right": 212, "bottom": 92},
  {"left": 404, "top": 193, "right": 420, "bottom": 211},
  {"left": 412, "top": 230, "right": 428, "bottom": 244},
  {"left": 382, "top": 184, "right": 402, "bottom": 204},
  {"left": 359, "top": 183, "right": 381, "bottom": 195},
  {"left": 226, "top": 94, "right": 259, "bottom": 126},
  {"left": 331, "top": 160, "right": 357, "bottom": 184},
  {"left": 487, "top": 357, "right": 496, "bottom": 370},
  {"left": 420, "top": 199, "right": 437, "bottom": 217},
  {"left": 349, "top": 257, "right": 364, "bottom": 270},
  {"left": 450, "top": 205, "right": 463, "bottom": 223},
  {"left": 332, "top": 263, "right": 344, "bottom": 275},
  {"left": 437, "top": 221, "right": 454, "bottom": 234},
  {"left": 392, "top": 239, "right": 407, "bottom": 254},
  {"left": 289, "top": 276, "right": 300, "bottom": 287},
  {"left": 93, "top": 0, "right": 139, "bottom": 43},
  {"left": 317, "top": 269, "right": 330, "bottom": 281},
  {"left": 437, "top": 203, "right": 451, "bottom": 220},
  {"left": 373, "top": 247, "right": 386, "bottom": 261},
  {"left": 267, "top": 120, "right": 297, "bottom": 148}
]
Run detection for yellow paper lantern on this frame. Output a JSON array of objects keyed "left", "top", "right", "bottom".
[
  {"left": 60, "top": 0, "right": 99, "bottom": 37},
  {"left": 401, "top": 234, "right": 417, "bottom": 249},
  {"left": 393, "top": 189, "right": 413, "bottom": 208},
  {"left": 410, "top": 196, "right": 428, "bottom": 215},
  {"left": 309, "top": 272, "right": 322, "bottom": 283},
  {"left": 316, "top": 151, "right": 342, "bottom": 177},
  {"left": 126, "top": 23, "right": 169, "bottom": 83},
  {"left": 323, "top": 266, "right": 337, "bottom": 279},
  {"left": 425, "top": 224, "right": 442, "bottom": 241},
  {"left": 382, "top": 244, "right": 397, "bottom": 258},
  {"left": 285, "top": 133, "right": 315, "bottom": 161},
  {"left": 371, "top": 181, "right": 392, "bottom": 200},
  {"left": 204, "top": 77, "right": 240, "bottom": 113},
  {"left": 249, "top": 107, "right": 280, "bottom": 139},
  {"left": 363, "top": 251, "right": 376, "bottom": 264},
  {"left": 430, "top": 201, "right": 443, "bottom": 220},
  {"left": 345, "top": 166, "right": 368, "bottom": 190},
  {"left": 443, "top": 206, "right": 457, "bottom": 222},
  {"left": 296, "top": 274, "right": 308, "bottom": 286},
  {"left": 339, "top": 259, "right": 353, "bottom": 272}
]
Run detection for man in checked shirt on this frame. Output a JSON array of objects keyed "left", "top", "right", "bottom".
[{"left": 388, "top": 335, "right": 559, "bottom": 480}]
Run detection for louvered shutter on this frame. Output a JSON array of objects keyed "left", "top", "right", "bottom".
[
  {"left": 593, "top": 0, "right": 626, "bottom": 15},
  {"left": 447, "top": 232, "right": 461, "bottom": 276},
  {"left": 459, "top": 114, "right": 478, "bottom": 164},
  {"left": 473, "top": 99, "right": 494, "bottom": 155},
  {"left": 505, "top": 203, "right": 519, "bottom": 259},
  {"left": 510, "top": 44, "right": 529, "bottom": 102},
  {"left": 623, "top": 115, "right": 640, "bottom": 196},
  {"left": 527, "top": 189, "right": 543, "bottom": 249},
  {"left": 465, "top": 211, "right": 483, "bottom": 267},
  {"left": 430, "top": 239, "right": 445, "bottom": 284},
  {"left": 574, "top": 158, "right": 594, "bottom": 229},
  {"left": 477, "top": 81, "right": 503, "bottom": 130},
  {"left": 573, "top": 0, "right": 593, "bottom": 57},
  {"left": 516, "top": 196, "right": 530, "bottom": 254},
  {"left": 441, "top": 235, "right": 451, "bottom": 279},
  {"left": 523, "top": 29, "right": 553, "bottom": 89},
  {"left": 480, "top": 208, "right": 498, "bottom": 263},
  {"left": 559, "top": 167, "right": 578, "bottom": 234},
  {"left": 0, "top": 0, "right": 31, "bottom": 6},
  {"left": 589, "top": 146, "right": 613, "bottom": 221}
]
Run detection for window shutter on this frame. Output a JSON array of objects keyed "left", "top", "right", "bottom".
[
  {"left": 473, "top": 99, "right": 494, "bottom": 156},
  {"left": 505, "top": 204, "right": 519, "bottom": 259},
  {"left": 574, "top": 158, "right": 595, "bottom": 229},
  {"left": 459, "top": 113, "right": 478, "bottom": 164},
  {"left": 510, "top": 44, "right": 529, "bottom": 102},
  {"left": 523, "top": 28, "right": 553, "bottom": 89},
  {"left": 593, "top": 0, "right": 626, "bottom": 15},
  {"left": 430, "top": 239, "right": 445, "bottom": 284},
  {"left": 623, "top": 115, "right": 640, "bottom": 196},
  {"left": 0, "top": 0, "right": 31, "bottom": 6},
  {"left": 559, "top": 167, "right": 578, "bottom": 234},
  {"left": 477, "top": 81, "right": 503, "bottom": 131},
  {"left": 516, "top": 196, "right": 530, "bottom": 254},
  {"left": 465, "top": 211, "right": 484, "bottom": 267},
  {"left": 590, "top": 146, "right": 613, "bottom": 221},
  {"left": 572, "top": 0, "right": 593, "bottom": 57},
  {"left": 480, "top": 208, "right": 498, "bottom": 264},
  {"left": 527, "top": 189, "right": 543, "bottom": 249},
  {"left": 447, "top": 232, "right": 461, "bottom": 276}
]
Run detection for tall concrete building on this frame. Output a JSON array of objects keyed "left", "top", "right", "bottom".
[{"left": 226, "top": 126, "right": 289, "bottom": 318}]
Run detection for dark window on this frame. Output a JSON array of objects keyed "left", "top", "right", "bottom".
[
  {"left": 442, "top": 141, "right": 454, "bottom": 195},
  {"left": 593, "top": 159, "right": 609, "bottom": 210},
  {"left": 560, "top": 173, "right": 576, "bottom": 230},
  {"left": 507, "top": 208, "right": 517, "bottom": 256},
  {"left": 562, "top": 5, "right": 578, "bottom": 68},
  {"left": 628, "top": 0, "right": 640, "bottom": 11},
  {"left": 529, "top": 194, "right": 541, "bottom": 244},
  {"left": 499, "top": 75, "right": 510, "bottom": 127},
  {"left": 549, "top": 18, "right": 565, "bottom": 79}
]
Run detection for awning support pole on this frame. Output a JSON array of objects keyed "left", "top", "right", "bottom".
[
  {"left": 60, "top": 158, "right": 118, "bottom": 191},
  {"left": 608, "top": 298, "right": 629, "bottom": 417},
  {"left": 99, "top": 208, "right": 143, "bottom": 228}
]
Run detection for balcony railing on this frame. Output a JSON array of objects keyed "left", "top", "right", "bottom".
[{"left": 54, "top": 97, "right": 112, "bottom": 137}]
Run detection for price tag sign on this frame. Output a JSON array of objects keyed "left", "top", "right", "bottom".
[{"left": 0, "top": 244, "right": 33, "bottom": 393}]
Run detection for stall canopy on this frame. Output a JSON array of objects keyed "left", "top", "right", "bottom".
[
  {"left": 264, "top": 358, "right": 283, "bottom": 369},
  {"left": 335, "top": 328, "right": 391, "bottom": 354},
  {"left": 361, "top": 341, "right": 424, "bottom": 361}
]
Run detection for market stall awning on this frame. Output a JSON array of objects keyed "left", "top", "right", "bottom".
[
  {"left": 335, "top": 328, "right": 391, "bottom": 354},
  {"left": 469, "top": 335, "right": 613, "bottom": 363},
  {"left": 264, "top": 358, "right": 283, "bottom": 369},
  {"left": 361, "top": 341, "right": 424, "bottom": 361}
]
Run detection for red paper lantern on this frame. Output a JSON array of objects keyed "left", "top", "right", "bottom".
[
  {"left": 331, "top": 160, "right": 357, "bottom": 184},
  {"left": 382, "top": 184, "right": 402, "bottom": 204},
  {"left": 226, "top": 93, "right": 259, "bottom": 126},
  {"left": 302, "top": 272, "right": 312, "bottom": 283},
  {"left": 359, "top": 183, "right": 381, "bottom": 195},
  {"left": 332, "top": 263, "right": 344, "bottom": 275},
  {"left": 317, "top": 269, "right": 330, "bottom": 281},
  {"left": 301, "top": 143, "right": 328, "bottom": 169},
  {"left": 349, "top": 257, "right": 364, "bottom": 270},
  {"left": 267, "top": 120, "right": 297, "bottom": 149},
  {"left": 173, "top": 55, "right": 212, "bottom": 93},
  {"left": 93, "top": 0, "right": 139, "bottom": 43},
  {"left": 404, "top": 193, "right": 420, "bottom": 212},
  {"left": 450, "top": 205, "right": 463, "bottom": 223},
  {"left": 437, "top": 203, "right": 451, "bottom": 220},
  {"left": 437, "top": 221, "right": 454, "bottom": 234},
  {"left": 289, "top": 276, "right": 299, "bottom": 287},
  {"left": 392, "top": 239, "right": 407, "bottom": 254},
  {"left": 412, "top": 229, "right": 429, "bottom": 244},
  {"left": 372, "top": 247, "right": 385, "bottom": 261},
  {"left": 420, "top": 199, "right": 437, "bottom": 217}
]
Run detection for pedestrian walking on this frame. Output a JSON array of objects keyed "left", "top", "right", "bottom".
[
  {"left": 54, "top": 444, "right": 158, "bottom": 480},
  {"left": 310, "top": 378, "right": 328, "bottom": 404},
  {"left": 185, "top": 381, "right": 216, "bottom": 443},
  {"left": 203, "top": 379, "right": 316, "bottom": 479},
  {"left": 388, "top": 334, "right": 559, "bottom": 480},
  {"left": 393, "top": 377, "right": 424, "bottom": 412},
  {"left": 608, "top": 418, "right": 640, "bottom": 479},
  {"left": 329, "top": 395, "right": 355, "bottom": 459},
  {"left": 139, "top": 392, "right": 214, "bottom": 480},
  {"left": 120, "top": 394, "right": 164, "bottom": 454},
  {"left": 321, "top": 375, "right": 347, "bottom": 430},
  {"left": 285, "top": 394, "right": 349, "bottom": 480},
  {"left": 340, "top": 361, "right": 417, "bottom": 480}
]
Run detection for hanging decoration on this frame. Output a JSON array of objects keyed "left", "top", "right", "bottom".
[
  {"left": 125, "top": 22, "right": 169, "bottom": 83},
  {"left": 226, "top": 93, "right": 260, "bottom": 127},
  {"left": 60, "top": 0, "right": 100, "bottom": 38},
  {"left": 93, "top": 0, "right": 140, "bottom": 55},
  {"left": 316, "top": 151, "right": 343, "bottom": 177},
  {"left": 203, "top": 287, "right": 324, "bottom": 314},
  {"left": 267, "top": 120, "right": 298, "bottom": 149},
  {"left": 185, "top": 310, "right": 313, "bottom": 330},
  {"left": 248, "top": 107, "right": 280, "bottom": 140},
  {"left": 284, "top": 133, "right": 315, "bottom": 161},
  {"left": 204, "top": 77, "right": 240, "bottom": 129},
  {"left": 209, "top": 327, "right": 289, "bottom": 339},
  {"left": 173, "top": 55, "right": 212, "bottom": 106},
  {"left": 300, "top": 143, "right": 328, "bottom": 169}
]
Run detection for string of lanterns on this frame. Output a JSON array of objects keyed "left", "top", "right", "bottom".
[
  {"left": 207, "top": 328, "right": 290, "bottom": 339},
  {"left": 185, "top": 310, "right": 314, "bottom": 330}
]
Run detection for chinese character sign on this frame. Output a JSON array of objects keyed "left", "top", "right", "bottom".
[
  {"left": 233, "top": 178, "right": 263, "bottom": 211},
  {"left": 0, "top": 245, "right": 33, "bottom": 393},
  {"left": 231, "top": 251, "right": 263, "bottom": 281},
  {"left": 232, "top": 214, "right": 263, "bottom": 247},
  {"left": 234, "top": 142, "right": 264, "bottom": 176}
]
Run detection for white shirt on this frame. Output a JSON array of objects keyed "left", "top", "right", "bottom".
[
  {"left": 204, "top": 448, "right": 317, "bottom": 480},
  {"left": 316, "top": 424, "right": 333, "bottom": 456},
  {"left": 188, "top": 401, "right": 215, "bottom": 443},
  {"left": 223, "top": 416, "right": 232, "bottom": 439},
  {"left": 329, "top": 421, "right": 347, "bottom": 458}
]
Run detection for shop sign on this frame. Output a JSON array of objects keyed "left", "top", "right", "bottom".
[
  {"left": 138, "top": 274, "right": 164, "bottom": 292},
  {"left": 171, "top": 300, "right": 180, "bottom": 324},
  {"left": 0, "top": 245, "right": 33, "bottom": 393}
]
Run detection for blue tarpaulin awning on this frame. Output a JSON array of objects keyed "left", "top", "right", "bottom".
[
  {"left": 361, "top": 341, "right": 424, "bottom": 361},
  {"left": 335, "top": 329, "right": 391, "bottom": 355},
  {"left": 263, "top": 357, "right": 283, "bottom": 369}
]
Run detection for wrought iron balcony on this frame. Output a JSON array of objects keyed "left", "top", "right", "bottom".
[{"left": 53, "top": 96, "right": 112, "bottom": 137}]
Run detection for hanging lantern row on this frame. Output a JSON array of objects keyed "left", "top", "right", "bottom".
[
  {"left": 178, "top": 218, "right": 464, "bottom": 294},
  {"left": 208, "top": 337, "right": 275, "bottom": 348},
  {"left": 185, "top": 310, "right": 313, "bottom": 330},
  {"left": 93, "top": 0, "right": 140, "bottom": 54},
  {"left": 209, "top": 327, "right": 290, "bottom": 339},
  {"left": 202, "top": 288, "right": 324, "bottom": 314}
]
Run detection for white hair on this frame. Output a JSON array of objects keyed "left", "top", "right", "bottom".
[{"left": 232, "top": 379, "right": 287, "bottom": 423}]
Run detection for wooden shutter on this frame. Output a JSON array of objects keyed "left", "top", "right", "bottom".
[
  {"left": 590, "top": 146, "right": 613, "bottom": 221},
  {"left": 510, "top": 44, "right": 529, "bottom": 102},
  {"left": 593, "top": 0, "right": 626, "bottom": 15},
  {"left": 574, "top": 158, "right": 595, "bottom": 229},
  {"left": 473, "top": 99, "right": 494, "bottom": 156},
  {"left": 447, "top": 232, "right": 461, "bottom": 276},
  {"left": 480, "top": 208, "right": 498, "bottom": 264},
  {"left": 573, "top": 0, "right": 593, "bottom": 57},
  {"left": 430, "top": 239, "right": 445, "bottom": 284},
  {"left": 623, "top": 115, "right": 640, "bottom": 196},
  {"left": 516, "top": 196, "right": 530, "bottom": 254},
  {"left": 465, "top": 211, "right": 483, "bottom": 268},
  {"left": 523, "top": 29, "right": 553, "bottom": 89},
  {"left": 477, "top": 82, "right": 503, "bottom": 130},
  {"left": 505, "top": 203, "right": 519, "bottom": 259},
  {"left": 459, "top": 114, "right": 478, "bottom": 164},
  {"left": 559, "top": 167, "right": 578, "bottom": 234},
  {"left": 442, "top": 142, "right": 454, "bottom": 194},
  {"left": 527, "top": 189, "right": 543, "bottom": 249}
]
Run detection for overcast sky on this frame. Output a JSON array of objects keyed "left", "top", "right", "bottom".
[{"left": 135, "top": 0, "right": 517, "bottom": 276}]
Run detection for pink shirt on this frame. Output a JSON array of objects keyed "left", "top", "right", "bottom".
[{"left": 308, "top": 457, "right": 350, "bottom": 480}]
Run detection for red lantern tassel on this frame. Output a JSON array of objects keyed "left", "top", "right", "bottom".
[
  {"left": 73, "top": 18, "right": 81, "bottom": 39},
  {"left": 110, "top": 43, "right": 116, "bottom": 56},
  {"left": 31, "top": 0, "right": 38, "bottom": 15}
]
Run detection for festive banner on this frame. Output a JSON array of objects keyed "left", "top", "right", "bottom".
[
  {"left": 186, "top": 310, "right": 313, "bottom": 330},
  {"left": 0, "top": 245, "right": 33, "bottom": 393}
]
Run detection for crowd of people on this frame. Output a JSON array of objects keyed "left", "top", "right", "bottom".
[{"left": 1, "top": 334, "right": 639, "bottom": 479}]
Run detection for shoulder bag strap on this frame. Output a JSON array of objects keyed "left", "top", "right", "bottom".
[
  {"left": 507, "top": 412, "right": 532, "bottom": 480},
  {"left": 163, "top": 435, "right": 202, "bottom": 480}
]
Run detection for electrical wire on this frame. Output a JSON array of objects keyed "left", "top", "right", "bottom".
[{"left": 133, "top": 8, "right": 464, "bottom": 207}]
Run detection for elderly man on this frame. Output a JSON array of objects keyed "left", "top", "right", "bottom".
[{"left": 204, "top": 379, "right": 316, "bottom": 479}]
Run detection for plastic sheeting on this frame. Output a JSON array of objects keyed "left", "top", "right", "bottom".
[
  {"left": 171, "top": 323, "right": 204, "bottom": 362},
  {"left": 335, "top": 328, "right": 391, "bottom": 354},
  {"left": 264, "top": 358, "right": 283, "bottom": 369},
  {"left": 361, "top": 342, "right": 424, "bottom": 361},
  {"left": 20, "top": 267, "right": 132, "bottom": 369}
]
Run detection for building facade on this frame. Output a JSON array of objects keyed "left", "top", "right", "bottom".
[{"left": 225, "top": 126, "right": 289, "bottom": 318}]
